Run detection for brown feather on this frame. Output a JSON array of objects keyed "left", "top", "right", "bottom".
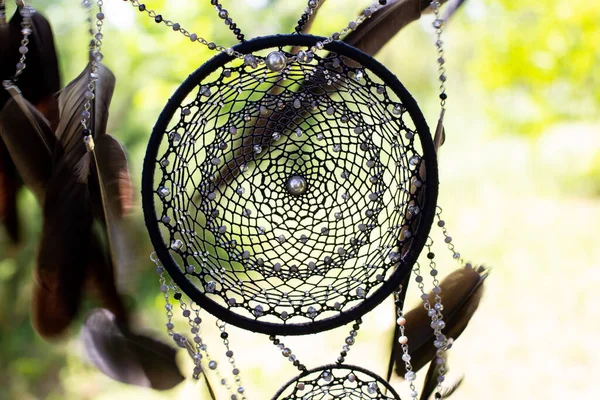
[
  {"left": 85, "top": 234, "right": 128, "bottom": 324},
  {"left": 0, "top": 88, "right": 55, "bottom": 201},
  {"left": 344, "top": 0, "right": 449, "bottom": 56},
  {"left": 90, "top": 134, "right": 133, "bottom": 287},
  {"left": 0, "top": 139, "right": 21, "bottom": 242},
  {"left": 33, "top": 157, "right": 92, "bottom": 338},
  {"left": 33, "top": 63, "right": 115, "bottom": 338},
  {"left": 394, "top": 265, "right": 488, "bottom": 375},
  {"left": 420, "top": 354, "right": 447, "bottom": 400},
  {"left": 81, "top": 309, "right": 185, "bottom": 390},
  {"left": 92, "top": 134, "right": 133, "bottom": 218},
  {"left": 0, "top": 7, "right": 61, "bottom": 126}
]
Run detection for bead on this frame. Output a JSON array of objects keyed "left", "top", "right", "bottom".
[
  {"left": 398, "top": 335, "right": 408, "bottom": 345},
  {"left": 209, "top": 360, "right": 217, "bottom": 370},
  {"left": 286, "top": 175, "right": 308, "bottom": 196},
  {"left": 379, "top": 0, "right": 387, "bottom": 5},
  {"left": 138, "top": 4, "right": 146, "bottom": 11},
  {"left": 437, "top": 220, "right": 445, "bottom": 227},
  {"left": 244, "top": 54, "right": 257, "bottom": 68},
  {"left": 218, "top": 9, "right": 228, "bottom": 19},
  {"left": 154, "top": 15, "right": 163, "bottom": 23},
  {"left": 172, "top": 23, "right": 180, "bottom": 31},
  {"left": 208, "top": 42, "right": 216, "bottom": 50},
  {"left": 404, "top": 371, "right": 416, "bottom": 381},
  {"left": 190, "top": 33, "right": 197, "bottom": 41},
  {"left": 265, "top": 51, "right": 287, "bottom": 72},
  {"left": 348, "top": 21, "right": 357, "bottom": 30},
  {"left": 397, "top": 317, "right": 406, "bottom": 326}
]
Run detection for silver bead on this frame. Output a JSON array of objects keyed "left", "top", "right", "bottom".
[
  {"left": 286, "top": 175, "right": 308, "bottom": 196},
  {"left": 265, "top": 51, "right": 287, "bottom": 72},
  {"left": 244, "top": 54, "right": 257, "bottom": 68}
]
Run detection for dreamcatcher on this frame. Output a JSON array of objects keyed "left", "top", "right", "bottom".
[{"left": 0, "top": 0, "right": 488, "bottom": 399}]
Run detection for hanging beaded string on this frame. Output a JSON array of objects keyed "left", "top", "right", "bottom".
[
  {"left": 216, "top": 320, "right": 247, "bottom": 399},
  {"left": 2, "top": 1, "right": 32, "bottom": 88},
  {"left": 294, "top": 0, "right": 320, "bottom": 33},
  {"left": 436, "top": 206, "right": 462, "bottom": 263},
  {"left": 151, "top": 253, "right": 247, "bottom": 399},
  {"left": 268, "top": 335, "right": 307, "bottom": 373},
  {"left": 335, "top": 318, "right": 362, "bottom": 364},
  {"left": 430, "top": 1, "right": 448, "bottom": 109},
  {"left": 123, "top": 0, "right": 386, "bottom": 65},
  {"left": 79, "top": 0, "right": 105, "bottom": 152},
  {"left": 394, "top": 290, "right": 419, "bottom": 400},
  {"left": 209, "top": 0, "right": 245, "bottom": 42}
]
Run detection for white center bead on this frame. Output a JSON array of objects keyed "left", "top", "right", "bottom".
[
  {"left": 286, "top": 175, "right": 307, "bottom": 196},
  {"left": 265, "top": 51, "right": 287, "bottom": 72}
]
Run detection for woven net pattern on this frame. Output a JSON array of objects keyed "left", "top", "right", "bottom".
[
  {"left": 272, "top": 364, "right": 401, "bottom": 399},
  {"left": 148, "top": 40, "right": 431, "bottom": 332}
]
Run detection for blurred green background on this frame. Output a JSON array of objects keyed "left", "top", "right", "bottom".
[{"left": 1, "top": 0, "right": 599, "bottom": 399}]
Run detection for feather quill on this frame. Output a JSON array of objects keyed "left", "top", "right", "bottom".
[{"left": 82, "top": 309, "right": 185, "bottom": 390}]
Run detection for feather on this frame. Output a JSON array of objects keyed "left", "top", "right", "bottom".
[
  {"left": 33, "top": 156, "right": 92, "bottom": 338},
  {"left": 92, "top": 134, "right": 133, "bottom": 219},
  {"left": 0, "top": 87, "right": 55, "bottom": 201},
  {"left": 85, "top": 232, "right": 128, "bottom": 324},
  {"left": 434, "top": 109, "right": 446, "bottom": 152},
  {"left": 420, "top": 354, "right": 447, "bottom": 400},
  {"left": 438, "top": 376, "right": 464, "bottom": 399},
  {"left": 90, "top": 134, "right": 133, "bottom": 286},
  {"left": 394, "top": 265, "right": 488, "bottom": 375},
  {"left": 0, "top": 7, "right": 61, "bottom": 127},
  {"left": 81, "top": 309, "right": 185, "bottom": 390},
  {"left": 32, "top": 63, "right": 114, "bottom": 338},
  {"left": 344, "top": 0, "right": 449, "bottom": 56},
  {"left": 0, "top": 139, "right": 21, "bottom": 242}
]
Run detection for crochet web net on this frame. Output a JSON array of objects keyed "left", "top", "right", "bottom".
[
  {"left": 148, "top": 41, "right": 431, "bottom": 332},
  {"left": 271, "top": 365, "right": 400, "bottom": 399}
]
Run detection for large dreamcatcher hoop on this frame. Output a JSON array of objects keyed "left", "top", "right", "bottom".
[{"left": 142, "top": 34, "right": 438, "bottom": 336}]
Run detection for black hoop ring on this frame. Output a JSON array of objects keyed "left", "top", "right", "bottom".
[{"left": 142, "top": 34, "right": 438, "bottom": 336}]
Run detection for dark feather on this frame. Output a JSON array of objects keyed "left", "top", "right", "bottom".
[
  {"left": 90, "top": 134, "right": 133, "bottom": 286},
  {"left": 85, "top": 233, "right": 128, "bottom": 324},
  {"left": 0, "top": 88, "right": 55, "bottom": 201},
  {"left": 0, "top": 7, "right": 61, "bottom": 127},
  {"left": 394, "top": 265, "right": 488, "bottom": 375},
  {"left": 420, "top": 354, "right": 447, "bottom": 400},
  {"left": 33, "top": 157, "right": 92, "bottom": 338},
  {"left": 33, "top": 63, "right": 114, "bottom": 338},
  {"left": 81, "top": 309, "right": 185, "bottom": 390},
  {"left": 344, "top": 0, "right": 449, "bottom": 56},
  {"left": 0, "top": 139, "right": 21, "bottom": 242}
]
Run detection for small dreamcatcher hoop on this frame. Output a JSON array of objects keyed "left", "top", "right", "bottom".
[
  {"left": 142, "top": 33, "right": 438, "bottom": 335},
  {"left": 271, "top": 364, "right": 402, "bottom": 399}
]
